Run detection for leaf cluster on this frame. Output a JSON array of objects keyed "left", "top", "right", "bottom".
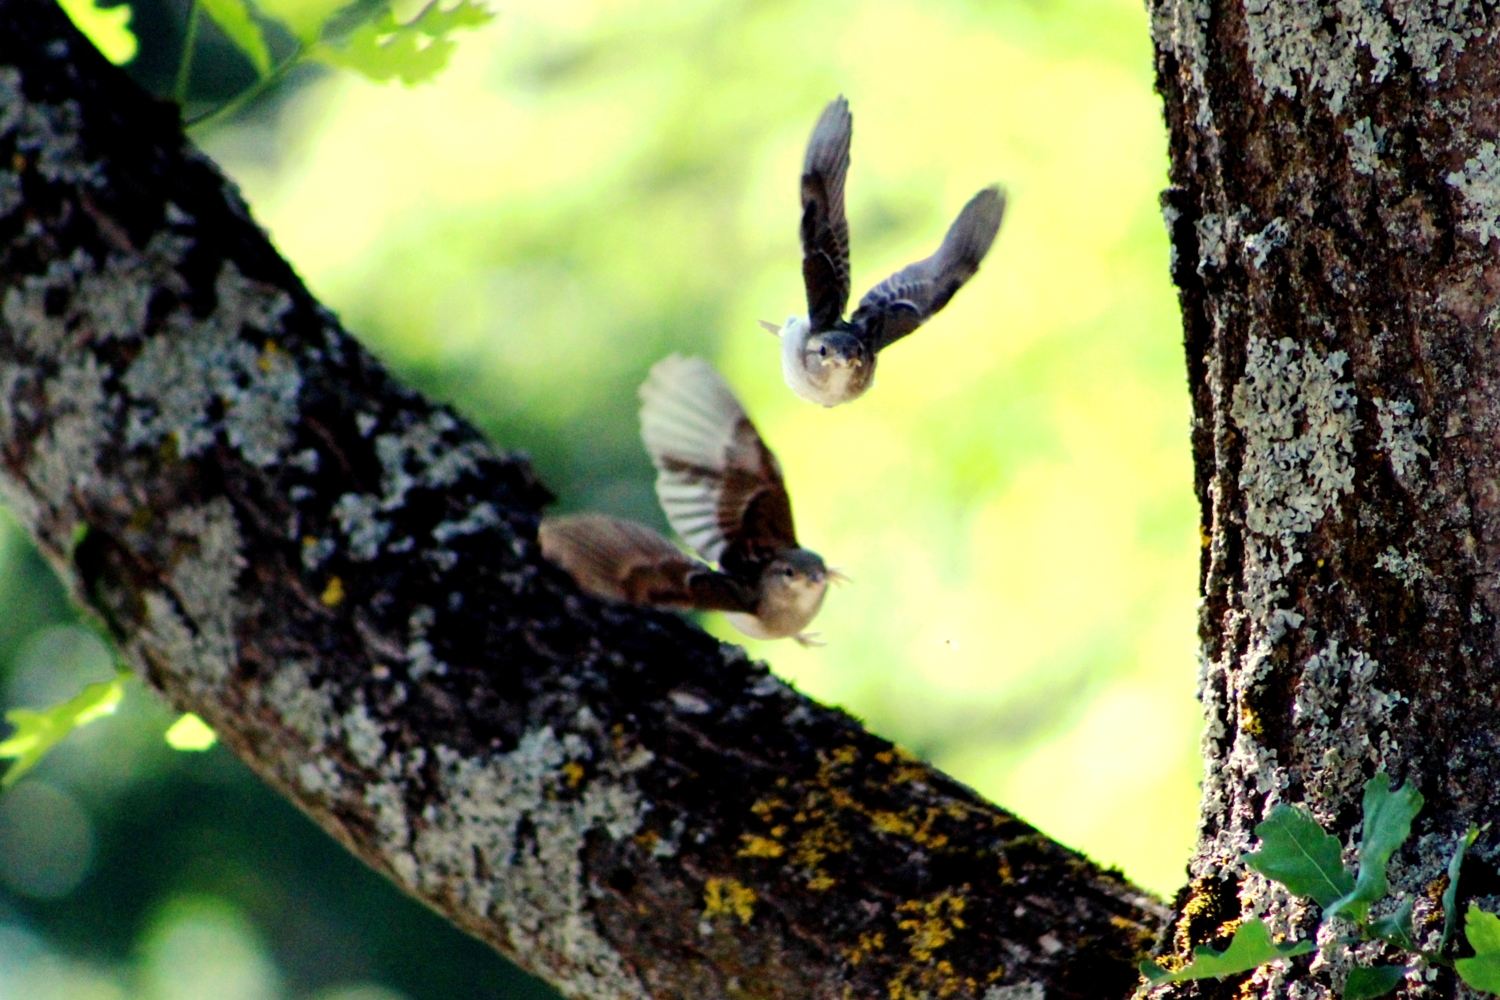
[
  {"left": 1142, "top": 773, "right": 1498, "bottom": 998},
  {"left": 60, "top": 0, "right": 494, "bottom": 129}
]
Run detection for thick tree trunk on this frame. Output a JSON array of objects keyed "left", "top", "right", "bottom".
[
  {"left": 1152, "top": 0, "right": 1500, "bottom": 995},
  {"left": 0, "top": 3, "right": 1169, "bottom": 998}
]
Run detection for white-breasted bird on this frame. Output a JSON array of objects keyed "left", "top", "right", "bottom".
[
  {"left": 764, "top": 96, "right": 1006, "bottom": 407},
  {"left": 539, "top": 355, "right": 840, "bottom": 645}
]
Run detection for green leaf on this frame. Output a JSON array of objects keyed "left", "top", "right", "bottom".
[
  {"left": 313, "top": 0, "right": 493, "bottom": 85},
  {"left": 200, "top": 0, "right": 272, "bottom": 75},
  {"left": 1326, "top": 773, "right": 1424, "bottom": 925},
  {"left": 0, "top": 673, "right": 127, "bottom": 786},
  {"left": 1458, "top": 906, "right": 1500, "bottom": 992},
  {"left": 57, "top": 0, "right": 138, "bottom": 64},
  {"left": 1244, "top": 803, "right": 1355, "bottom": 907},
  {"left": 1343, "top": 965, "right": 1407, "bottom": 1000},
  {"left": 1369, "top": 900, "right": 1414, "bottom": 950},
  {"left": 250, "top": 0, "right": 342, "bottom": 43},
  {"left": 1468, "top": 904, "right": 1500, "bottom": 954},
  {"left": 164, "top": 713, "right": 218, "bottom": 751},
  {"left": 1139, "top": 919, "right": 1314, "bottom": 984},
  {"left": 1442, "top": 826, "right": 1482, "bottom": 952}
]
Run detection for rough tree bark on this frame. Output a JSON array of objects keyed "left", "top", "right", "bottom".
[
  {"left": 1151, "top": 0, "right": 1500, "bottom": 995},
  {"left": 0, "top": 3, "right": 1170, "bottom": 999}
]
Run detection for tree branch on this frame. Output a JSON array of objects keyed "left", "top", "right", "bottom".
[{"left": 0, "top": 4, "right": 1167, "bottom": 998}]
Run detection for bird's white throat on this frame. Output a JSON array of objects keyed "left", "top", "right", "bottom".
[{"left": 779, "top": 316, "right": 859, "bottom": 407}]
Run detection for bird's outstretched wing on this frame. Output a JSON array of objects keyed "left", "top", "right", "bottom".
[
  {"left": 639, "top": 355, "right": 798, "bottom": 573},
  {"left": 539, "top": 514, "right": 754, "bottom": 612},
  {"left": 801, "top": 97, "right": 853, "bottom": 332},
  {"left": 849, "top": 185, "right": 1005, "bottom": 352}
]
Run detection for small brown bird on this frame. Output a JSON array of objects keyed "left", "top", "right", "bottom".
[
  {"left": 540, "top": 355, "right": 839, "bottom": 645},
  {"left": 765, "top": 96, "right": 1007, "bottom": 407}
]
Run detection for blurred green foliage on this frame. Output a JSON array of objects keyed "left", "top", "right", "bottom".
[
  {"left": 15, "top": 0, "right": 1201, "bottom": 994},
  {"left": 0, "top": 669, "right": 125, "bottom": 789}
]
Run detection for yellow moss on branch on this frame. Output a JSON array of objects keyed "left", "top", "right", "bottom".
[{"left": 703, "top": 877, "right": 757, "bottom": 925}]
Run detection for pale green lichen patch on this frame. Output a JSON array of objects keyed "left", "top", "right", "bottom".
[
  {"left": 265, "top": 660, "right": 336, "bottom": 749},
  {"left": 1373, "top": 546, "right": 1423, "bottom": 585},
  {"left": 343, "top": 701, "right": 386, "bottom": 769},
  {"left": 405, "top": 605, "right": 448, "bottom": 680},
  {"left": 31, "top": 351, "right": 108, "bottom": 522},
  {"left": 1373, "top": 397, "right": 1429, "bottom": 485},
  {"left": 0, "top": 66, "right": 99, "bottom": 187},
  {"left": 0, "top": 237, "right": 181, "bottom": 534},
  {"left": 1, "top": 65, "right": 314, "bottom": 568},
  {"left": 328, "top": 413, "right": 499, "bottom": 565},
  {"left": 1245, "top": 218, "right": 1290, "bottom": 269},
  {"left": 1446, "top": 141, "right": 1500, "bottom": 248},
  {"left": 1195, "top": 213, "right": 1231, "bottom": 273},
  {"left": 1230, "top": 337, "right": 1358, "bottom": 619},
  {"left": 2, "top": 231, "right": 190, "bottom": 357},
  {"left": 331, "top": 492, "right": 390, "bottom": 561},
  {"left": 983, "top": 982, "right": 1043, "bottom": 1000},
  {"left": 1150, "top": 0, "right": 1215, "bottom": 129},
  {"left": 252, "top": 646, "right": 653, "bottom": 1000},
  {"left": 123, "top": 262, "right": 300, "bottom": 468},
  {"left": 1291, "top": 640, "right": 1402, "bottom": 808},
  {"left": 123, "top": 500, "right": 248, "bottom": 695},
  {"left": 1241, "top": 0, "right": 1477, "bottom": 113},
  {"left": 1344, "top": 118, "right": 1383, "bottom": 176},
  {"left": 1195, "top": 339, "right": 1364, "bottom": 888},
  {"left": 413, "top": 727, "right": 650, "bottom": 1000}
]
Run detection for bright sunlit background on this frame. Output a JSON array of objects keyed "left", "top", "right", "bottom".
[{"left": 2, "top": 0, "right": 1202, "bottom": 996}]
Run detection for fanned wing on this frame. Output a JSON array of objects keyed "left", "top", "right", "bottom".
[
  {"left": 849, "top": 185, "right": 1005, "bottom": 352},
  {"left": 801, "top": 96, "right": 853, "bottom": 332},
  {"left": 538, "top": 514, "right": 755, "bottom": 612},
  {"left": 639, "top": 355, "right": 798, "bottom": 570}
]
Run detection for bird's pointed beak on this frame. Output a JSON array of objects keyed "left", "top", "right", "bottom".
[
  {"left": 827, "top": 566, "right": 852, "bottom": 586},
  {"left": 758, "top": 319, "right": 782, "bottom": 336}
]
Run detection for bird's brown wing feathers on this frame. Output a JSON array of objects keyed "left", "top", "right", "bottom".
[
  {"left": 801, "top": 97, "right": 853, "bottom": 332},
  {"left": 539, "top": 514, "right": 755, "bottom": 612},
  {"left": 850, "top": 185, "right": 1005, "bottom": 353},
  {"left": 639, "top": 356, "right": 797, "bottom": 574}
]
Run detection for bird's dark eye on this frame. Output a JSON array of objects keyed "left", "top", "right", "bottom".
[
  {"left": 783, "top": 567, "right": 795, "bottom": 578},
  {"left": 818, "top": 345, "right": 827, "bottom": 356}
]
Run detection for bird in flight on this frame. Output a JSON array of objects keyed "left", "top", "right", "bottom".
[
  {"left": 764, "top": 96, "right": 1006, "bottom": 407},
  {"left": 540, "top": 355, "right": 840, "bottom": 645}
]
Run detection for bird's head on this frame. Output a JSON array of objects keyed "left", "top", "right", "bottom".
[
  {"left": 757, "top": 548, "right": 833, "bottom": 627},
  {"left": 804, "top": 329, "right": 864, "bottom": 372}
]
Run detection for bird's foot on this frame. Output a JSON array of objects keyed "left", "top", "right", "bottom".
[{"left": 793, "top": 631, "right": 826, "bottom": 648}]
